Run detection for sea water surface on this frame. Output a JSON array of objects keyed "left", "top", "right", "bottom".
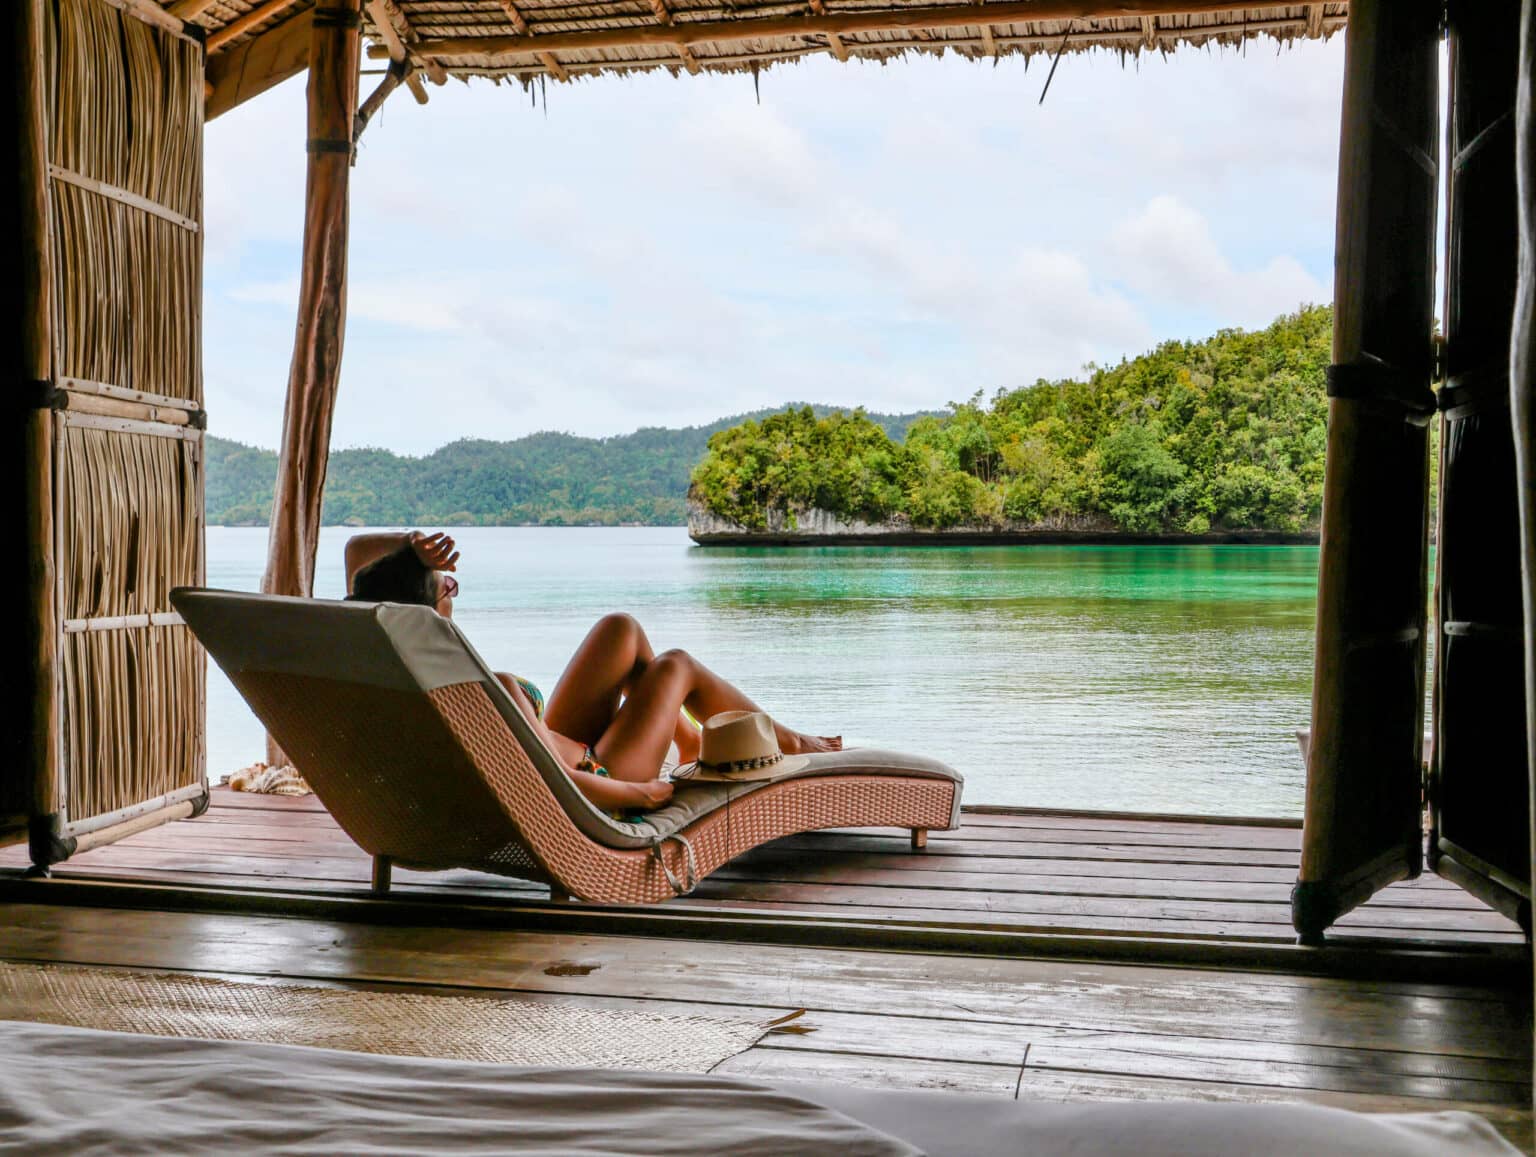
[{"left": 206, "top": 527, "right": 1320, "bottom": 817}]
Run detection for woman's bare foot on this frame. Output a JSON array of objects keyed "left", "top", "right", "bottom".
[{"left": 779, "top": 729, "right": 843, "bottom": 755}]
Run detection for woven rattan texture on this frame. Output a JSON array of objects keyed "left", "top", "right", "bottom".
[
  {"left": 234, "top": 671, "right": 955, "bottom": 903},
  {"left": 235, "top": 672, "right": 552, "bottom": 878},
  {"left": 431, "top": 682, "right": 957, "bottom": 904},
  {"left": 0, "top": 960, "right": 769, "bottom": 1071}
]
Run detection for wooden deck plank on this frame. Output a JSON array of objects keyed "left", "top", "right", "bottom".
[
  {"left": 1, "top": 906, "right": 1524, "bottom": 1059},
  {"left": 0, "top": 793, "right": 1520, "bottom": 957},
  {"left": 16, "top": 853, "right": 1517, "bottom": 944}
]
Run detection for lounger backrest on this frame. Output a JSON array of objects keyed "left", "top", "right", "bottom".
[{"left": 171, "top": 588, "right": 660, "bottom": 857}]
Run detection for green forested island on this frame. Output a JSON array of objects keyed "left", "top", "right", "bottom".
[
  {"left": 205, "top": 407, "right": 932, "bottom": 527},
  {"left": 209, "top": 307, "right": 1337, "bottom": 533},
  {"left": 690, "top": 306, "right": 1333, "bottom": 537}
]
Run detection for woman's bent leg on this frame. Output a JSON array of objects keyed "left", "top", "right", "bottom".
[
  {"left": 544, "top": 613, "right": 654, "bottom": 745},
  {"left": 594, "top": 650, "right": 839, "bottom": 781}
]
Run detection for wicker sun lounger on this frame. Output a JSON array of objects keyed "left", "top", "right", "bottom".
[{"left": 173, "top": 589, "right": 963, "bottom": 904}]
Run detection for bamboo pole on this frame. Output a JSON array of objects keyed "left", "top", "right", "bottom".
[
  {"left": 10, "top": 0, "right": 58, "bottom": 822},
  {"left": 402, "top": 0, "right": 1279, "bottom": 60},
  {"left": 1511, "top": 0, "right": 1536, "bottom": 1070},
  {"left": 261, "top": 3, "right": 360, "bottom": 600},
  {"left": 1293, "top": 0, "right": 1440, "bottom": 941}
]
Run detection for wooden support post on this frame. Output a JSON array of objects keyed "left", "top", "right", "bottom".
[
  {"left": 262, "top": 0, "right": 360, "bottom": 603},
  {"left": 261, "top": 1, "right": 360, "bottom": 761},
  {"left": 910, "top": 828, "right": 929, "bottom": 851},
  {"left": 371, "top": 854, "right": 392, "bottom": 894},
  {"left": 1292, "top": 0, "right": 1440, "bottom": 942},
  {"left": 8, "top": 0, "right": 57, "bottom": 827}
]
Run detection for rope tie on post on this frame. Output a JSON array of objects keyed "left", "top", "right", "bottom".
[
  {"left": 1326, "top": 361, "right": 1437, "bottom": 423},
  {"left": 1439, "top": 364, "right": 1511, "bottom": 419}
]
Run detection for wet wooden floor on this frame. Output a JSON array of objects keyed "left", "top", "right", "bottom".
[
  {"left": 4, "top": 789, "right": 1523, "bottom": 951},
  {"left": 1, "top": 792, "right": 1530, "bottom": 1149},
  {"left": 0, "top": 899, "right": 1529, "bottom": 1151}
]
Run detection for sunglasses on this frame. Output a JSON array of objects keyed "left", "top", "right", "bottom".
[{"left": 440, "top": 574, "right": 459, "bottom": 600}]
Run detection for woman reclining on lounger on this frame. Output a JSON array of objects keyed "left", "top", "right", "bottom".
[{"left": 344, "top": 531, "right": 841, "bottom": 817}]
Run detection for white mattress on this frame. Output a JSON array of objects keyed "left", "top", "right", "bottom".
[{"left": 0, "top": 1021, "right": 1517, "bottom": 1156}]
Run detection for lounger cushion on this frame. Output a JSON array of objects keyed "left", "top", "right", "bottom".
[{"left": 173, "top": 589, "right": 963, "bottom": 851}]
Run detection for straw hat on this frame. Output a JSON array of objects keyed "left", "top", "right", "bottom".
[{"left": 674, "top": 711, "right": 811, "bottom": 782}]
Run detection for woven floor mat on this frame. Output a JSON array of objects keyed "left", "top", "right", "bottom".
[{"left": 0, "top": 960, "right": 772, "bottom": 1072}]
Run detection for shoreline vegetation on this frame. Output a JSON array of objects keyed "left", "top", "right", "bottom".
[
  {"left": 208, "top": 306, "right": 1357, "bottom": 546},
  {"left": 205, "top": 407, "right": 932, "bottom": 528},
  {"left": 688, "top": 306, "right": 1336, "bottom": 545}
]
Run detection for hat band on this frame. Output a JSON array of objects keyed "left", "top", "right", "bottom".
[{"left": 699, "top": 752, "right": 784, "bottom": 773}]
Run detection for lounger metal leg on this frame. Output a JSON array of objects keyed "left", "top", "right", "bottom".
[
  {"left": 372, "top": 855, "right": 392, "bottom": 895},
  {"left": 549, "top": 884, "right": 571, "bottom": 903},
  {"left": 911, "top": 829, "right": 929, "bottom": 851}
]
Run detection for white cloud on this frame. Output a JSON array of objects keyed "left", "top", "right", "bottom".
[
  {"left": 1108, "top": 195, "right": 1328, "bottom": 325},
  {"left": 202, "top": 40, "right": 1345, "bottom": 453}
]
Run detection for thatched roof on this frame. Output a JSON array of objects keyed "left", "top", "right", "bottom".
[{"left": 187, "top": 0, "right": 1345, "bottom": 95}]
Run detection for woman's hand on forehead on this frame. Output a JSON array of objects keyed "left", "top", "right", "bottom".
[{"left": 409, "top": 530, "right": 460, "bottom": 572}]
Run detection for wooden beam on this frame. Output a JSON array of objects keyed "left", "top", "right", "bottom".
[
  {"left": 371, "top": 0, "right": 447, "bottom": 84},
  {"left": 402, "top": 0, "right": 1289, "bottom": 61},
  {"left": 491, "top": 1, "right": 569, "bottom": 82},
  {"left": 1306, "top": 3, "right": 1326, "bottom": 38},
  {"left": 649, "top": 0, "right": 702, "bottom": 74},
  {"left": 1142, "top": 15, "right": 1158, "bottom": 45},
  {"left": 261, "top": 0, "right": 361, "bottom": 605},
  {"left": 807, "top": 0, "right": 850, "bottom": 61},
  {"left": 206, "top": 10, "right": 312, "bottom": 121},
  {"left": 169, "top": 0, "right": 221, "bottom": 19},
  {"left": 207, "top": 0, "right": 304, "bottom": 54},
  {"left": 362, "top": 0, "right": 429, "bottom": 104},
  {"left": 109, "top": 0, "right": 195, "bottom": 39},
  {"left": 355, "top": 61, "right": 411, "bottom": 140},
  {"left": 364, "top": 0, "right": 408, "bottom": 61}
]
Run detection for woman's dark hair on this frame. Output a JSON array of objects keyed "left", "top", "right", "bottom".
[{"left": 347, "top": 544, "right": 438, "bottom": 606}]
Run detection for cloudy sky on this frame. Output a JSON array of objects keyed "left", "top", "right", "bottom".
[{"left": 204, "top": 37, "right": 1344, "bottom": 455}]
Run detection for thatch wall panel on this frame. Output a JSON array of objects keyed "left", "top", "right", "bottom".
[
  {"left": 50, "top": 0, "right": 202, "bottom": 219},
  {"left": 61, "top": 624, "right": 203, "bottom": 822},
  {"left": 57, "top": 425, "right": 201, "bottom": 623},
  {"left": 33, "top": 0, "right": 208, "bottom": 839},
  {"left": 49, "top": 182, "right": 202, "bottom": 403}
]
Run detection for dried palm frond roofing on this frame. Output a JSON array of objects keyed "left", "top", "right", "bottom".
[{"left": 182, "top": 0, "right": 1346, "bottom": 88}]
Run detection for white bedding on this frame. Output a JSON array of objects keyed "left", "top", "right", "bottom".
[
  {"left": 0, "top": 1020, "right": 1518, "bottom": 1156},
  {"left": 0, "top": 1021, "right": 917, "bottom": 1156}
]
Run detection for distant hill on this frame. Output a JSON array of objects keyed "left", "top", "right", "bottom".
[{"left": 205, "top": 405, "right": 939, "bottom": 527}]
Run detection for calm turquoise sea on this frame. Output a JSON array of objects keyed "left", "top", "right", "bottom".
[{"left": 205, "top": 527, "right": 1320, "bottom": 817}]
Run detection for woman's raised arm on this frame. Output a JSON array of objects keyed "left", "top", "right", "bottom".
[{"left": 344, "top": 531, "right": 458, "bottom": 594}]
